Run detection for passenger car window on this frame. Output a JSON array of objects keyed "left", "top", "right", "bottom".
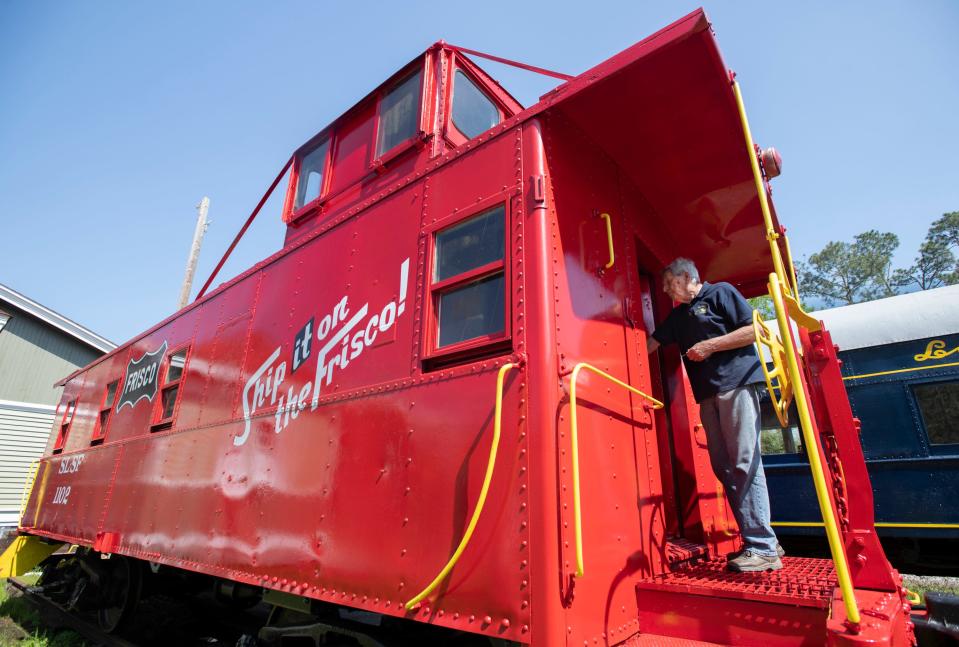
[
  {"left": 912, "top": 381, "right": 959, "bottom": 445},
  {"left": 294, "top": 139, "right": 330, "bottom": 210},
  {"left": 451, "top": 70, "right": 500, "bottom": 139},
  {"left": 431, "top": 205, "right": 507, "bottom": 351},
  {"left": 376, "top": 71, "right": 421, "bottom": 157}
]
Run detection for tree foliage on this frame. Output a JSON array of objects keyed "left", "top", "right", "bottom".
[
  {"left": 895, "top": 211, "right": 959, "bottom": 290},
  {"left": 798, "top": 230, "right": 901, "bottom": 306},
  {"left": 798, "top": 213, "right": 958, "bottom": 306}
]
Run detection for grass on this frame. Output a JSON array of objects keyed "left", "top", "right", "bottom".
[
  {"left": 901, "top": 574, "right": 959, "bottom": 606},
  {"left": 0, "top": 578, "right": 88, "bottom": 647}
]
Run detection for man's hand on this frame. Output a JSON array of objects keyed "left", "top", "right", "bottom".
[
  {"left": 686, "top": 340, "right": 714, "bottom": 361},
  {"left": 686, "top": 325, "right": 756, "bottom": 361}
]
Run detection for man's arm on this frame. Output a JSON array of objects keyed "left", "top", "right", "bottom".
[{"left": 686, "top": 325, "right": 754, "bottom": 361}]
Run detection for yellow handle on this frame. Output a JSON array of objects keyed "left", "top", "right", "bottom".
[
  {"left": 569, "top": 362, "right": 663, "bottom": 577},
  {"left": 600, "top": 212, "right": 615, "bottom": 270},
  {"left": 405, "top": 362, "right": 518, "bottom": 610},
  {"left": 752, "top": 310, "right": 793, "bottom": 427}
]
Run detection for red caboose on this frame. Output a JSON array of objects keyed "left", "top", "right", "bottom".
[{"left": 3, "top": 10, "right": 915, "bottom": 647}]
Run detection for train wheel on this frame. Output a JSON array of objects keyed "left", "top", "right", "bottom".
[{"left": 96, "top": 555, "right": 142, "bottom": 633}]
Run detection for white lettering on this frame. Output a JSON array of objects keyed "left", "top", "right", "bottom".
[{"left": 52, "top": 485, "right": 71, "bottom": 505}]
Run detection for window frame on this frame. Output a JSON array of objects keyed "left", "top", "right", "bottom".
[
  {"left": 422, "top": 196, "right": 512, "bottom": 365},
  {"left": 53, "top": 398, "right": 77, "bottom": 453},
  {"left": 909, "top": 377, "right": 959, "bottom": 454},
  {"left": 443, "top": 56, "right": 506, "bottom": 148},
  {"left": 151, "top": 345, "right": 191, "bottom": 431},
  {"left": 91, "top": 379, "right": 119, "bottom": 445},
  {"left": 370, "top": 65, "right": 427, "bottom": 171},
  {"left": 285, "top": 133, "right": 333, "bottom": 223}
]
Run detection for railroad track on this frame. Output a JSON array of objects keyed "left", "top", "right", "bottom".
[
  {"left": 7, "top": 576, "right": 138, "bottom": 647},
  {"left": 6, "top": 576, "right": 265, "bottom": 647}
]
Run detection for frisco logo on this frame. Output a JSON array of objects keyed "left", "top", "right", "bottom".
[{"left": 235, "top": 258, "right": 410, "bottom": 446}]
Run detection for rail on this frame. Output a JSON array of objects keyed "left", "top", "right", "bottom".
[
  {"left": 19, "top": 460, "right": 39, "bottom": 526},
  {"left": 568, "top": 362, "right": 664, "bottom": 577},
  {"left": 768, "top": 273, "right": 860, "bottom": 623},
  {"left": 404, "top": 362, "right": 519, "bottom": 610},
  {"left": 733, "top": 75, "right": 860, "bottom": 626}
]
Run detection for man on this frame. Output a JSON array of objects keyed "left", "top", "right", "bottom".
[{"left": 646, "top": 257, "right": 782, "bottom": 572}]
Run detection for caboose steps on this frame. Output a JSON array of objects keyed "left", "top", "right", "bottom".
[{"left": 635, "top": 558, "right": 835, "bottom": 646}]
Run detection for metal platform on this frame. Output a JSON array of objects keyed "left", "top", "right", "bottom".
[{"left": 637, "top": 557, "right": 837, "bottom": 609}]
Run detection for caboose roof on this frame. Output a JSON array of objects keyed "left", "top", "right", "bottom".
[{"left": 532, "top": 8, "right": 781, "bottom": 294}]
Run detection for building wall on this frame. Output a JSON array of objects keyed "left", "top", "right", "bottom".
[
  {"left": 0, "top": 302, "right": 104, "bottom": 526},
  {"left": 0, "top": 401, "right": 54, "bottom": 526},
  {"left": 0, "top": 302, "right": 101, "bottom": 405}
]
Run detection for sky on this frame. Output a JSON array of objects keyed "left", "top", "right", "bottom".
[{"left": 1, "top": 1, "right": 957, "bottom": 346}]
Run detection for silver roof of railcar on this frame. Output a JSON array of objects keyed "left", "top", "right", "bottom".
[
  {"left": 810, "top": 284, "right": 959, "bottom": 351},
  {"left": 760, "top": 284, "right": 959, "bottom": 357}
]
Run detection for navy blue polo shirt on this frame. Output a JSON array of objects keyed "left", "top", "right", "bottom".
[{"left": 652, "top": 281, "right": 763, "bottom": 403}]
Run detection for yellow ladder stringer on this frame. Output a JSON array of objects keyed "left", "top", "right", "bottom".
[
  {"left": 19, "top": 460, "right": 40, "bottom": 526},
  {"left": 732, "top": 78, "right": 860, "bottom": 627}
]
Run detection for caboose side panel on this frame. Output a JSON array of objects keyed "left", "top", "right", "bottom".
[
  {"left": 535, "top": 110, "right": 677, "bottom": 646},
  {"left": 23, "top": 127, "right": 535, "bottom": 642}
]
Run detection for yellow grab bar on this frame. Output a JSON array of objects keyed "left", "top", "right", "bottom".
[
  {"left": 768, "top": 273, "right": 860, "bottom": 625},
  {"left": 405, "top": 362, "right": 518, "bottom": 610},
  {"left": 732, "top": 78, "right": 821, "bottom": 332},
  {"left": 600, "top": 212, "right": 615, "bottom": 270},
  {"left": 568, "top": 362, "right": 664, "bottom": 577}
]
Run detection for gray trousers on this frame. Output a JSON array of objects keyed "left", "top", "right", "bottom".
[{"left": 698, "top": 384, "right": 778, "bottom": 556}]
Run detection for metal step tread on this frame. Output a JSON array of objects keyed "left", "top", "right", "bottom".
[{"left": 636, "top": 557, "right": 836, "bottom": 609}]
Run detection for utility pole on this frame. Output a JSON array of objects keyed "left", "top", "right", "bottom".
[{"left": 177, "top": 197, "right": 211, "bottom": 309}]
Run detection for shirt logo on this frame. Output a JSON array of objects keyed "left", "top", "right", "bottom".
[{"left": 691, "top": 303, "right": 709, "bottom": 317}]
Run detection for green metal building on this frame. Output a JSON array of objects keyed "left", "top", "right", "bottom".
[{"left": 0, "top": 283, "right": 114, "bottom": 527}]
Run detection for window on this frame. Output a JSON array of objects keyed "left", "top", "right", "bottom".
[
  {"left": 430, "top": 205, "right": 507, "bottom": 354},
  {"left": 91, "top": 380, "right": 119, "bottom": 444},
  {"left": 294, "top": 138, "right": 330, "bottom": 211},
  {"left": 53, "top": 399, "right": 77, "bottom": 453},
  {"left": 376, "top": 71, "right": 422, "bottom": 157},
  {"left": 451, "top": 70, "right": 500, "bottom": 139},
  {"left": 154, "top": 347, "right": 188, "bottom": 429},
  {"left": 913, "top": 381, "right": 959, "bottom": 445}
]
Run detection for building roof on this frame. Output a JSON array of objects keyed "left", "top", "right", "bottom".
[{"left": 0, "top": 283, "right": 116, "bottom": 353}]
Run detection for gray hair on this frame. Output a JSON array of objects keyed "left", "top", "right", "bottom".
[{"left": 663, "top": 257, "right": 700, "bottom": 282}]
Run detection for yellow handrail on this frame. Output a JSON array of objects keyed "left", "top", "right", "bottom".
[
  {"left": 404, "top": 362, "right": 518, "bottom": 610},
  {"left": 732, "top": 80, "right": 791, "bottom": 297},
  {"left": 568, "top": 362, "right": 664, "bottom": 577},
  {"left": 600, "top": 212, "right": 615, "bottom": 270},
  {"left": 18, "top": 460, "right": 39, "bottom": 526},
  {"left": 734, "top": 77, "right": 859, "bottom": 625},
  {"left": 768, "top": 273, "right": 860, "bottom": 625}
]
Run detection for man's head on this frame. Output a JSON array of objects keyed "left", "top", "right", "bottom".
[{"left": 662, "top": 257, "right": 702, "bottom": 304}]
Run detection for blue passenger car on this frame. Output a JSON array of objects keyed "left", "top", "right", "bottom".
[{"left": 761, "top": 285, "right": 959, "bottom": 565}]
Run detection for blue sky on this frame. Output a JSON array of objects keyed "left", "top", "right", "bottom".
[{"left": 1, "top": 2, "right": 957, "bottom": 345}]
